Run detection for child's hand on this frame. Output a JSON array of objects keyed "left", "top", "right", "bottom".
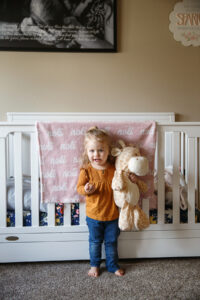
[
  {"left": 84, "top": 182, "right": 95, "bottom": 194},
  {"left": 129, "top": 173, "right": 138, "bottom": 184}
]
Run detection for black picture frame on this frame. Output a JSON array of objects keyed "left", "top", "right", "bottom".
[{"left": 0, "top": 0, "right": 117, "bottom": 52}]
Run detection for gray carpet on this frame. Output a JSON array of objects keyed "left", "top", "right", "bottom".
[{"left": 0, "top": 258, "right": 200, "bottom": 300}]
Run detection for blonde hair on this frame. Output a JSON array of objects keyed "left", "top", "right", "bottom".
[{"left": 81, "top": 126, "right": 113, "bottom": 167}]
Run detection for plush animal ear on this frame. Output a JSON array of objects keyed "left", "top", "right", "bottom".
[
  {"left": 118, "top": 140, "right": 126, "bottom": 149},
  {"left": 111, "top": 147, "right": 122, "bottom": 157}
]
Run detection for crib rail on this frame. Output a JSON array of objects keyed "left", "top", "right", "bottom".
[
  {"left": 0, "top": 137, "right": 6, "bottom": 227},
  {"left": 0, "top": 122, "right": 200, "bottom": 234},
  {"left": 157, "top": 123, "right": 200, "bottom": 227}
]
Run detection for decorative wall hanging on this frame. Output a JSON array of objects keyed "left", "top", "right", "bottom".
[
  {"left": 169, "top": 0, "right": 200, "bottom": 46},
  {"left": 0, "top": 0, "right": 117, "bottom": 52}
]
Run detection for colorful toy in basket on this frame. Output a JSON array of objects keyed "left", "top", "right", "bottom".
[{"left": 111, "top": 140, "right": 150, "bottom": 231}]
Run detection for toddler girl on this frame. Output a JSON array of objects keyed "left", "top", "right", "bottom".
[{"left": 77, "top": 126, "right": 124, "bottom": 277}]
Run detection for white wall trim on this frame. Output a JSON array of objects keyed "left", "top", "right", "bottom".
[{"left": 7, "top": 112, "right": 175, "bottom": 123}]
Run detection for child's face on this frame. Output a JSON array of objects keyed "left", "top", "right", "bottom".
[{"left": 86, "top": 139, "right": 109, "bottom": 169}]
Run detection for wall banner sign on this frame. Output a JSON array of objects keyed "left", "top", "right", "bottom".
[{"left": 169, "top": 0, "right": 200, "bottom": 46}]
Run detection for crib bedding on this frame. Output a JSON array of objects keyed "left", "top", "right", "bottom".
[
  {"left": 6, "top": 204, "right": 200, "bottom": 227},
  {"left": 150, "top": 207, "right": 200, "bottom": 224},
  {"left": 7, "top": 176, "right": 47, "bottom": 213},
  {"left": 6, "top": 203, "right": 80, "bottom": 227}
]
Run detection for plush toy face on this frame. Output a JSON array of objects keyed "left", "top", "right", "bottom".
[
  {"left": 128, "top": 156, "right": 149, "bottom": 176},
  {"left": 111, "top": 140, "right": 148, "bottom": 176}
]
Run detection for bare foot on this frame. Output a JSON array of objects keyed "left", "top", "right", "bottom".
[
  {"left": 88, "top": 267, "right": 100, "bottom": 277},
  {"left": 115, "top": 269, "right": 125, "bottom": 276}
]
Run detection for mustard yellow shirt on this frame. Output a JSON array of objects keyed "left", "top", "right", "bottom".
[{"left": 77, "top": 164, "right": 119, "bottom": 221}]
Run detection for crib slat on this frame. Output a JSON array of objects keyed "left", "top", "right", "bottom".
[
  {"left": 172, "top": 132, "right": 180, "bottom": 224},
  {"left": 157, "top": 128, "right": 165, "bottom": 224},
  {"left": 195, "top": 138, "right": 199, "bottom": 209},
  {"left": 198, "top": 139, "right": 200, "bottom": 209},
  {"left": 64, "top": 203, "right": 71, "bottom": 226},
  {"left": 0, "top": 138, "right": 7, "bottom": 227},
  {"left": 188, "top": 138, "right": 196, "bottom": 224},
  {"left": 48, "top": 203, "right": 55, "bottom": 226},
  {"left": 79, "top": 202, "right": 86, "bottom": 225},
  {"left": 31, "top": 132, "right": 39, "bottom": 227},
  {"left": 180, "top": 132, "right": 185, "bottom": 176},
  {"left": 185, "top": 134, "right": 188, "bottom": 184},
  {"left": 14, "top": 133, "right": 23, "bottom": 227},
  {"left": 142, "top": 198, "right": 149, "bottom": 218}
]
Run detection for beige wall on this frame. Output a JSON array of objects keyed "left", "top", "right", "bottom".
[{"left": 0, "top": 0, "right": 199, "bottom": 121}]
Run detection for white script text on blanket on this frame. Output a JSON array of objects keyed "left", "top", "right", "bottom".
[{"left": 36, "top": 121, "right": 156, "bottom": 206}]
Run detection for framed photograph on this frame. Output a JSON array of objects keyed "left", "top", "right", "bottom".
[{"left": 0, "top": 0, "right": 117, "bottom": 52}]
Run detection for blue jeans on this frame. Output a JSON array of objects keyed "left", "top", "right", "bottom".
[{"left": 86, "top": 216, "right": 120, "bottom": 273}]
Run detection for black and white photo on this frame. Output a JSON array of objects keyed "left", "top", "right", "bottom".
[{"left": 0, "top": 0, "right": 117, "bottom": 52}]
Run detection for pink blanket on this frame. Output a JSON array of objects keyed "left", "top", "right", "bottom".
[{"left": 36, "top": 121, "right": 157, "bottom": 208}]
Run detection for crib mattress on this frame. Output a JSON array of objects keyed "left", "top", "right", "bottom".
[{"left": 6, "top": 203, "right": 200, "bottom": 227}]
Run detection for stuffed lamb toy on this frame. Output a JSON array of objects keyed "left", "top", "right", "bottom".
[{"left": 154, "top": 166, "right": 188, "bottom": 210}]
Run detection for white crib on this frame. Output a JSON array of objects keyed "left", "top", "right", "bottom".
[{"left": 0, "top": 112, "right": 200, "bottom": 263}]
